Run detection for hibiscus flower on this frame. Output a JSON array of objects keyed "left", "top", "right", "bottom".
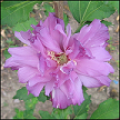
[{"left": 4, "top": 13, "right": 114, "bottom": 109}]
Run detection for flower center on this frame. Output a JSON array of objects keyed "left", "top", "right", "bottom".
[{"left": 48, "top": 51, "right": 69, "bottom": 65}]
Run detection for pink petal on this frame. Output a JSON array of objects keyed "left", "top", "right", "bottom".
[
  {"left": 73, "top": 19, "right": 109, "bottom": 48},
  {"left": 38, "top": 53, "right": 48, "bottom": 76},
  {"left": 60, "top": 79, "right": 74, "bottom": 99},
  {"left": 43, "top": 13, "right": 64, "bottom": 30},
  {"left": 79, "top": 75, "right": 103, "bottom": 88},
  {"left": 40, "top": 27, "right": 62, "bottom": 52},
  {"left": 60, "top": 61, "right": 76, "bottom": 75},
  {"left": 30, "top": 36, "right": 48, "bottom": 58},
  {"left": 28, "top": 75, "right": 50, "bottom": 87},
  {"left": 26, "top": 82, "right": 45, "bottom": 97},
  {"left": 76, "top": 59, "right": 114, "bottom": 77},
  {"left": 62, "top": 24, "right": 71, "bottom": 50},
  {"left": 71, "top": 78, "right": 84, "bottom": 105},
  {"left": 51, "top": 88, "right": 72, "bottom": 109},
  {"left": 45, "top": 79, "right": 55, "bottom": 96},
  {"left": 55, "top": 24, "right": 67, "bottom": 37},
  {"left": 69, "top": 71, "right": 78, "bottom": 81},
  {"left": 4, "top": 47, "right": 39, "bottom": 69},
  {"left": 18, "top": 67, "right": 40, "bottom": 83},
  {"left": 14, "top": 30, "right": 31, "bottom": 46},
  {"left": 95, "top": 75, "right": 111, "bottom": 87},
  {"left": 90, "top": 47, "right": 112, "bottom": 61}
]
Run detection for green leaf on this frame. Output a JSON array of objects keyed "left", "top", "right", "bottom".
[
  {"left": 72, "top": 89, "right": 91, "bottom": 119},
  {"left": 12, "top": 17, "right": 38, "bottom": 32},
  {"left": 63, "top": 13, "right": 69, "bottom": 27},
  {"left": 13, "top": 109, "right": 36, "bottom": 119},
  {"left": 52, "top": 106, "right": 72, "bottom": 119},
  {"left": 3, "top": 48, "right": 11, "bottom": 59},
  {"left": 101, "top": 20, "right": 112, "bottom": 27},
  {"left": 90, "top": 98, "right": 119, "bottom": 119},
  {"left": 74, "top": 113, "right": 88, "bottom": 119},
  {"left": 1, "top": 1, "right": 25, "bottom": 8},
  {"left": 25, "top": 97, "right": 38, "bottom": 110},
  {"left": 37, "top": 89, "right": 49, "bottom": 102},
  {"left": 109, "top": 1, "right": 119, "bottom": 14},
  {"left": 13, "top": 87, "right": 35, "bottom": 101},
  {"left": 13, "top": 108, "right": 24, "bottom": 119},
  {"left": 6, "top": 38, "right": 14, "bottom": 45},
  {"left": 68, "top": 1, "right": 115, "bottom": 25},
  {"left": 73, "top": 96, "right": 91, "bottom": 117},
  {"left": 75, "top": 21, "right": 91, "bottom": 33},
  {"left": 1, "top": 1, "right": 42, "bottom": 27},
  {"left": 9, "top": 45, "right": 19, "bottom": 48},
  {"left": 44, "top": 3, "right": 55, "bottom": 16},
  {"left": 82, "top": 85, "right": 88, "bottom": 91},
  {"left": 23, "top": 109, "right": 37, "bottom": 119},
  {"left": 39, "top": 111, "right": 53, "bottom": 119}
]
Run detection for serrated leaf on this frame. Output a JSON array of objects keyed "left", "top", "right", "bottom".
[
  {"left": 73, "top": 96, "right": 91, "bottom": 117},
  {"left": 52, "top": 106, "right": 72, "bottom": 119},
  {"left": 44, "top": 3, "right": 55, "bottom": 16},
  {"left": 82, "top": 85, "right": 88, "bottom": 91},
  {"left": 25, "top": 97, "right": 38, "bottom": 110},
  {"left": 101, "top": 20, "right": 112, "bottom": 27},
  {"left": 90, "top": 98, "right": 119, "bottom": 119},
  {"left": 23, "top": 109, "right": 37, "bottom": 119},
  {"left": 68, "top": 1, "right": 115, "bottom": 24},
  {"left": 1, "top": 1, "right": 42, "bottom": 27},
  {"left": 74, "top": 113, "right": 88, "bottom": 119},
  {"left": 13, "top": 87, "right": 35, "bottom": 101},
  {"left": 13, "top": 109, "right": 36, "bottom": 119},
  {"left": 13, "top": 108, "right": 24, "bottom": 119},
  {"left": 72, "top": 90, "right": 91, "bottom": 119},
  {"left": 39, "top": 111, "right": 53, "bottom": 119},
  {"left": 37, "top": 90, "right": 49, "bottom": 102},
  {"left": 12, "top": 17, "right": 38, "bottom": 32},
  {"left": 109, "top": 1, "right": 119, "bottom": 14},
  {"left": 3, "top": 49, "right": 11, "bottom": 59}
]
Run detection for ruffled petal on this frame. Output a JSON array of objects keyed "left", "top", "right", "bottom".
[
  {"left": 60, "top": 79, "right": 74, "bottom": 99},
  {"left": 14, "top": 30, "right": 31, "bottom": 46},
  {"left": 69, "top": 71, "right": 78, "bottom": 81},
  {"left": 62, "top": 24, "right": 71, "bottom": 50},
  {"left": 18, "top": 67, "right": 40, "bottom": 83},
  {"left": 79, "top": 75, "right": 103, "bottom": 88},
  {"left": 71, "top": 78, "right": 84, "bottom": 105},
  {"left": 4, "top": 47, "right": 39, "bottom": 69},
  {"left": 95, "top": 75, "right": 111, "bottom": 87},
  {"left": 45, "top": 78, "right": 55, "bottom": 96},
  {"left": 51, "top": 88, "right": 72, "bottom": 109},
  {"left": 28, "top": 75, "right": 51, "bottom": 87},
  {"left": 30, "top": 36, "right": 48, "bottom": 58},
  {"left": 60, "top": 61, "right": 76, "bottom": 74},
  {"left": 40, "top": 27, "right": 62, "bottom": 52},
  {"left": 26, "top": 82, "right": 45, "bottom": 97},
  {"left": 90, "top": 47, "right": 112, "bottom": 61},
  {"left": 73, "top": 19, "right": 109, "bottom": 48},
  {"left": 76, "top": 59, "right": 114, "bottom": 77}
]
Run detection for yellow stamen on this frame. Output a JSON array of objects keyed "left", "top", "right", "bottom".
[{"left": 48, "top": 51, "right": 68, "bottom": 65}]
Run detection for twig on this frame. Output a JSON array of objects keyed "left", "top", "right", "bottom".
[{"left": 53, "top": 1, "right": 63, "bottom": 19}]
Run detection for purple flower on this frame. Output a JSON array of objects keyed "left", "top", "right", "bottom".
[{"left": 4, "top": 13, "right": 114, "bottom": 109}]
